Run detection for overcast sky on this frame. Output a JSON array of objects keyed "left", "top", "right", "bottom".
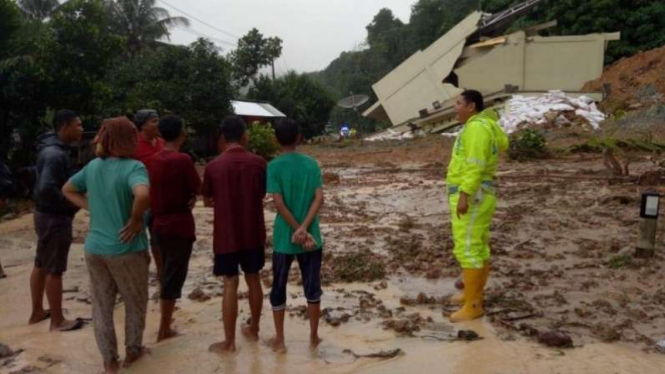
[{"left": 161, "top": 0, "right": 414, "bottom": 73}]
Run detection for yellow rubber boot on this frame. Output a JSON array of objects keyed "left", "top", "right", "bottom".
[
  {"left": 450, "top": 263, "right": 489, "bottom": 305},
  {"left": 450, "top": 292, "right": 465, "bottom": 305},
  {"left": 449, "top": 268, "right": 485, "bottom": 322}
]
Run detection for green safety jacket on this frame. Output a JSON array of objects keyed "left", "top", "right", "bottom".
[{"left": 446, "top": 109, "right": 509, "bottom": 196}]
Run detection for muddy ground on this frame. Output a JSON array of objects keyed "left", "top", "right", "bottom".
[{"left": 2, "top": 135, "right": 665, "bottom": 373}]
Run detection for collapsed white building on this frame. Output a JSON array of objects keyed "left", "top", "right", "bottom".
[{"left": 363, "top": 0, "right": 620, "bottom": 136}]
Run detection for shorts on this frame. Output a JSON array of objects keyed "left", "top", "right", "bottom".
[
  {"left": 270, "top": 249, "right": 323, "bottom": 311},
  {"left": 34, "top": 211, "right": 73, "bottom": 275},
  {"left": 213, "top": 249, "right": 265, "bottom": 277},
  {"left": 154, "top": 235, "right": 194, "bottom": 300}
]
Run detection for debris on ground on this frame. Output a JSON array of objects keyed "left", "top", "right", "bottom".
[
  {"left": 457, "top": 330, "right": 481, "bottom": 341},
  {"left": 324, "top": 251, "right": 387, "bottom": 282},
  {"left": 188, "top": 287, "right": 211, "bottom": 302},
  {"left": 399, "top": 293, "right": 445, "bottom": 306},
  {"left": 323, "top": 172, "right": 341, "bottom": 185},
  {"left": 8, "top": 366, "right": 43, "bottom": 374},
  {"left": 657, "top": 340, "right": 665, "bottom": 353},
  {"left": 0, "top": 343, "right": 15, "bottom": 359},
  {"left": 382, "top": 313, "right": 428, "bottom": 336},
  {"left": 537, "top": 331, "right": 574, "bottom": 348},
  {"left": 343, "top": 348, "right": 403, "bottom": 360}
]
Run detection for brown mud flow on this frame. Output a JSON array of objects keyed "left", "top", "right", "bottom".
[{"left": 2, "top": 138, "right": 665, "bottom": 373}]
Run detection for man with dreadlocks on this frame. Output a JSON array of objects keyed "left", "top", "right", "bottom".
[{"left": 63, "top": 117, "right": 151, "bottom": 374}]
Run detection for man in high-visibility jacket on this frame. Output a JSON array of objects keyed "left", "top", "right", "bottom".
[{"left": 446, "top": 90, "right": 509, "bottom": 322}]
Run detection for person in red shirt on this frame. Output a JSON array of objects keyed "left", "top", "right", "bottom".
[
  {"left": 133, "top": 109, "right": 165, "bottom": 165},
  {"left": 132, "top": 109, "right": 166, "bottom": 282},
  {"left": 144, "top": 115, "right": 201, "bottom": 342},
  {"left": 202, "top": 116, "right": 266, "bottom": 353}
]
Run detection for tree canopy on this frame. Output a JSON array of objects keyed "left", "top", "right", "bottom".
[
  {"left": 106, "top": 0, "right": 190, "bottom": 54},
  {"left": 248, "top": 72, "right": 335, "bottom": 139},
  {"left": 230, "top": 28, "right": 283, "bottom": 88}
]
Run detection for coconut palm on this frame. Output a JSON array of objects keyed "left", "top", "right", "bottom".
[
  {"left": 17, "top": 0, "right": 59, "bottom": 21},
  {"left": 106, "top": 0, "right": 190, "bottom": 55}
]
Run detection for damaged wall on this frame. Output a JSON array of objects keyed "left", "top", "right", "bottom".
[{"left": 457, "top": 32, "right": 620, "bottom": 94}]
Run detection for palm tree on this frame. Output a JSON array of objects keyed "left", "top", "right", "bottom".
[
  {"left": 106, "top": 0, "right": 190, "bottom": 55},
  {"left": 17, "top": 0, "right": 59, "bottom": 21}
]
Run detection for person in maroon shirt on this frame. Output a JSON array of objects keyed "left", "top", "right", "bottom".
[
  {"left": 144, "top": 115, "right": 201, "bottom": 342},
  {"left": 202, "top": 116, "right": 266, "bottom": 353},
  {"left": 132, "top": 109, "right": 166, "bottom": 282}
]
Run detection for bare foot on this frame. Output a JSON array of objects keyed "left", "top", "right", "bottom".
[
  {"left": 104, "top": 360, "right": 120, "bottom": 374},
  {"left": 208, "top": 341, "right": 236, "bottom": 354},
  {"left": 267, "top": 337, "right": 287, "bottom": 354},
  {"left": 28, "top": 310, "right": 51, "bottom": 325},
  {"left": 51, "top": 318, "right": 84, "bottom": 332},
  {"left": 123, "top": 347, "right": 150, "bottom": 368},
  {"left": 241, "top": 325, "right": 259, "bottom": 341},
  {"left": 310, "top": 336, "right": 323, "bottom": 348},
  {"left": 157, "top": 328, "right": 179, "bottom": 342}
]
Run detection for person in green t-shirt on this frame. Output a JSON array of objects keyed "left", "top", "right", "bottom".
[
  {"left": 267, "top": 119, "right": 325, "bottom": 353},
  {"left": 63, "top": 117, "right": 150, "bottom": 374}
]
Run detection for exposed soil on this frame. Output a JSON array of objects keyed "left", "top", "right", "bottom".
[{"left": 585, "top": 44, "right": 665, "bottom": 112}]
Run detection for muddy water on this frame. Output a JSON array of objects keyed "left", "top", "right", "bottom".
[
  {"left": 3, "top": 255, "right": 665, "bottom": 374},
  {"left": 2, "top": 233, "right": 664, "bottom": 374},
  {"left": 2, "top": 161, "right": 665, "bottom": 373}
]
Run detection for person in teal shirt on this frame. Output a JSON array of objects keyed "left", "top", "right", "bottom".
[
  {"left": 68, "top": 156, "right": 149, "bottom": 255},
  {"left": 63, "top": 117, "right": 151, "bottom": 374},
  {"left": 267, "top": 119, "right": 325, "bottom": 353}
]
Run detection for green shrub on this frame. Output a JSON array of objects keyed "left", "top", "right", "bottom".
[
  {"left": 508, "top": 129, "right": 549, "bottom": 161},
  {"left": 248, "top": 122, "right": 280, "bottom": 161},
  {"left": 608, "top": 254, "right": 633, "bottom": 269}
]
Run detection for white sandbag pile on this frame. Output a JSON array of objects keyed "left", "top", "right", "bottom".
[
  {"left": 365, "top": 129, "right": 414, "bottom": 142},
  {"left": 499, "top": 90, "right": 606, "bottom": 134}
]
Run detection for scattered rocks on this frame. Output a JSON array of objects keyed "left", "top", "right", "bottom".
[
  {"left": 400, "top": 293, "right": 445, "bottom": 306},
  {"left": 597, "top": 326, "right": 622, "bottom": 342},
  {"left": 323, "top": 172, "right": 341, "bottom": 185},
  {"left": 382, "top": 313, "right": 425, "bottom": 336},
  {"left": 0, "top": 343, "right": 14, "bottom": 359},
  {"left": 457, "top": 330, "right": 481, "bottom": 341},
  {"left": 656, "top": 340, "right": 665, "bottom": 353},
  {"left": 537, "top": 331, "right": 574, "bottom": 348},
  {"left": 373, "top": 281, "right": 388, "bottom": 291},
  {"left": 322, "top": 308, "right": 353, "bottom": 327},
  {"left": 188, "top": 287, "right": 211, "bottom": 302}
]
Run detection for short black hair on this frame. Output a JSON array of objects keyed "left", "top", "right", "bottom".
[
  {"left": 219, "top": 116, "right": 246, "bottom": 143},
  {"left": 159, "top": 115, "right": 184, "bottom": 142},
  {"left": 53, "top": 110, "right": 79, "bottom": 132},
  {"left": 461, "top": 90, "right": 485, "bottom": 112},
  {"left": 274, "top": 119, "right": 300, "bottom": 146},
  {"left": 133, "top": 109, "right": 159, "bottom": 130}
]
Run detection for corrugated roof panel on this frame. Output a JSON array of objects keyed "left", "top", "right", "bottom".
[
  {"left": 259, "top": 103, "right": 286, "bottom": 118},
  {"left": 232, "top": 101, "right": 275, "bottom": 117}
]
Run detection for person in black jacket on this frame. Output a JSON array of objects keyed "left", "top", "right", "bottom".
[{"left": 29, "top": 109, "right": 84, "bottom": 332}]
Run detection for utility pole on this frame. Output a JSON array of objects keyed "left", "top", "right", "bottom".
[{"left": 271, "top": 59, "right": 276, "bottom": 81}]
